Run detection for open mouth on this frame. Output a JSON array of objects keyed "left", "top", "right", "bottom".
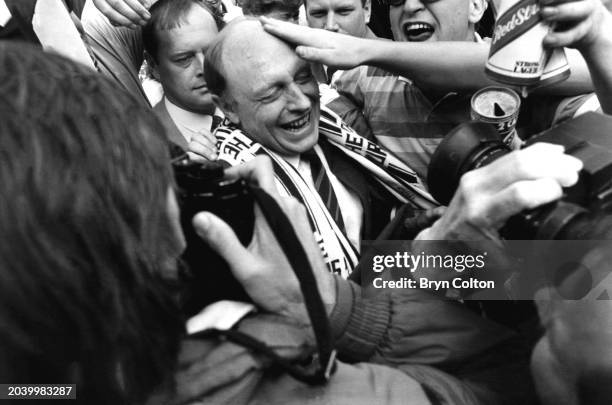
[
  {"left": 280, "top": 112, "right": 311, "bottom": 133},
  {"left": 402, "top": 22, "right": 435, "bottom": 42}
]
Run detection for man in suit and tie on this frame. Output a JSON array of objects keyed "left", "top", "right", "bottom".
[
  {"left": 203, "top": 18, "right": 435, "bottom": 277},
  {"left": 141, "top": 0, "right": 225, "bottom": 160}
]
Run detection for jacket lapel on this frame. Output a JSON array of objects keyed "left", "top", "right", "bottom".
[{"left": 153, "top": 99, "right": 189, "bottom": 151}]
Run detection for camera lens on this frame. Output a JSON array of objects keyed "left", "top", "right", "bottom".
[
  {"left": 427, "top": 121, "right": 599, "bottom": 241},
  {"left": 173, "top": 159, "right": 225, "bottom": 193},
  {"left": 172, "top": 159, "right": 255, "bottom": 315},
  {"left": 427, "top": 121, "right": 511, "bottom": 205}
]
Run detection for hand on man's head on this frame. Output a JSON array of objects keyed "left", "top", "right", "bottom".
[
  {"left": 418, "top": 143, "right": 583, "bottom": 241},
  {"left": 260, "top": 16, "right": 369, "bottom": 69}
]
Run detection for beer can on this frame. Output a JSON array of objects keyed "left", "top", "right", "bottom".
[
  {"left": 471, "top": 86, "right": 522, "bottom": 149},
  {"left": 485, "top": 0, "right": 571, "bottom": 88}
]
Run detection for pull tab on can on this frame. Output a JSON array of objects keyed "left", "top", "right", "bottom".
[{"left": 471, "top": 86, "right": 523, "bottom": 150}]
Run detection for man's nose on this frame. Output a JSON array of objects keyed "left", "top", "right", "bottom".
[
  {"left": 402, "top": 0, "right": 425, "bottom": 15},
  {"left": 286, "top": 83, "right": 311, "bottom": 111},
  {"left": 324, "top": 12, "right": 339, "bottom": 32},
  {"left": 195, "top": 53, "right": 205, "bottom": 76}
]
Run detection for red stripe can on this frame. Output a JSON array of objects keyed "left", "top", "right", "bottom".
[{"left": 485, "top": 0, "right": 570, "bottom": 88}]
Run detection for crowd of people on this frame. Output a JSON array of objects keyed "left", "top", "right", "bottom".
[{"left": 0, "top": 0, "right": 612, "bottom": 403}]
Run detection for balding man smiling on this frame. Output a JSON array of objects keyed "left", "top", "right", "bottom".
[{"left": 204, "top": 18, "right": 437, "bottom": 278}]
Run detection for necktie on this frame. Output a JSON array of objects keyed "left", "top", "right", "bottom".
[
  {"left": 211, "top": 114, "right": 223, "bottom": 131},
  {"left": 302, "top": 149, "right": 347, "bottom": 235}
]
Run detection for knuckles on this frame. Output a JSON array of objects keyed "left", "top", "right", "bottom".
[{"left": 457, "top": 170, "right": 484, "bottom": 197}]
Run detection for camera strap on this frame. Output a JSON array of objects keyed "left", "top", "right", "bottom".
[{"left": 188, "top": 186, "right": 337, "bottom": 385}]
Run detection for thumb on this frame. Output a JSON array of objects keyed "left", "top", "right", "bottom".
[{"left": 192, "top": 212, "right": 253, "bottom": 271}]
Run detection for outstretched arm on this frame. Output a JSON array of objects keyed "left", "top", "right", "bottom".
[{"left": 261, "top": 17, "right": 593, "bottom": 96}]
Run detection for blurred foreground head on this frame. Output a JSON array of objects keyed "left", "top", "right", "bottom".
[{"left": 0, "top": 43, "right": 184, "bottom": 404}]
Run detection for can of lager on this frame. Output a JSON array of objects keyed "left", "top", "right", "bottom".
[
  {"left": 485, "top": 0, "right": 571, "bottom": 88},
  {"left": 471, "top": 86, "right": 522, "bottom": 149}
]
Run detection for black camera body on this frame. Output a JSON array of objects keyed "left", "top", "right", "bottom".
[
  {"left": 427, "top": 112, "right": 612, "bottom": 239},
  {"left": 173, "top": 159, "right": 254, "bottom": 316}
]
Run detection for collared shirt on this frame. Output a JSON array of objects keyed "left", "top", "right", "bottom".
[
  {"left": 164, "top": 97, "right": 219, "bottom": 144},
  {"left": 286, "top": 147, "right": 364, "bottom": 251}
]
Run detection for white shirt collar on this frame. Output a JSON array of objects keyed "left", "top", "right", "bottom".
[
  {"left": 285, "top": 154, "right": 301, "bottom": 169},
  {"left": 284, "top": 144, "right": 326, "bottom": 169}
]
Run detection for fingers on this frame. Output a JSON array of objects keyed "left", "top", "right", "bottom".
[
  {"left": 260, "top": 16, "right": 318, "bottom": 46},
  {"left": 187, "top": 132, "right": 218, "bottom": 162},
  {"left": 122, "top": 0, "right": 152, "bottom": 21},
  {"left": 192, "top": 212, "right": 254, "bottom": 270},
  {"left": 540, "top": 0, "right": 607, "bottom": 48},
  {"left": 485, "top": 177, "right": 564, "bottom": 224},
  {"left": 224, "top": 156, "right": 278, "bottom": 196},
  {"left": 93, "top": 0, "right": 150, "bottom": 28},
  {"left": 471, "top": 143, "right": 582, "bottom": 192},
  {"left": 433, "top": 143, "right": 583, "bottom": 240},
  {"left": 541, "top": 0, "right": 594, "bottom": 22},
  {"left": 260, "top": 16, "right": 364, "bottom": 68},
  {"left": 295, "top": 46, "right": 331, "bottom": 64},
  {"left": 544, "top": 17, "right": 594, "bottom": 48}
]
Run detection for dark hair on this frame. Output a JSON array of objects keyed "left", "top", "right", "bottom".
[
  {"left": 303, "top": 0, "right": 367, "bottom": 8},
  {"left": 0, "top": 42, "right": 184, "bottom": 404},
  {"left": 142, "top": 0, "right": 225, "bottom": 62},
  {"left": 240, "top": 0, "right": 303, "bottom": 19}
]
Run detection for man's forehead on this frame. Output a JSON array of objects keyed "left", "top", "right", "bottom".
[
  {"left": 222, "top": 26, "right": 299, "bottom": 81},
  {"left": 157, "top": 6, "right": 218, "bottom": 51}
]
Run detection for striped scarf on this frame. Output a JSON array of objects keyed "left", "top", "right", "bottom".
[{"left": 214, "top": 106, "right": 439, "bottom": 278}]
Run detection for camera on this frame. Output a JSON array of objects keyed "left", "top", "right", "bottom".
[
  {"left": 173, "top": 158, "right": 254, "bottom": 316},
  {"left": 427, "top": 112, "right": 612, "bottom": 240}
]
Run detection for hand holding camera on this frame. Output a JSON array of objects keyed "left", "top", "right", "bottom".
[
  {"left": 180, "top": 156, "right": 336, "bottom": 334},
  {"left": 420, "top": 141, "right": 582, "bottom": 241}
]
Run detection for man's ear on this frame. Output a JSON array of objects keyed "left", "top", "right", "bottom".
[
  {"left": 468, "top": 0, "right": 488, "bottom": 25},
  {"left": 144, "top": 51, "right": 161, "bottom": 81},
  {"left": 364, "top": 0, "right": 372, "bottom": 24},
  {"left": 213, "top": 94, "right": 240, "bottom": 125}
]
